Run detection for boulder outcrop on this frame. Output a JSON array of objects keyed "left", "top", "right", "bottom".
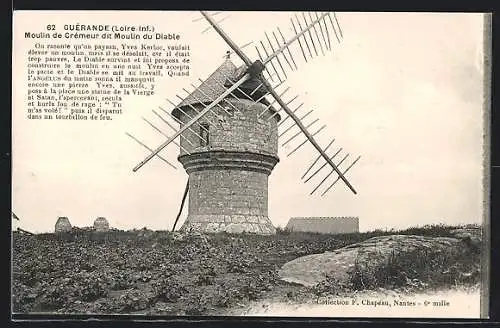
[{"left": 279, "top": 233, "right": 477, "bottom": 287}]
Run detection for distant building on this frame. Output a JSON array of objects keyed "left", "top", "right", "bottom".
[
  {"left": 55, "top": 217, "right": 72, "bottom": 233},
  {"left": 285, "top": 217, "right": 359, "bottom": 234},
  {"left": 93, "top": 217, "right": 110, "bottom": 232}
]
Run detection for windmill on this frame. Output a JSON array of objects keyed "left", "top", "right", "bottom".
[{"left": 127, "top": 11, "right": 361, "bottom": 234}]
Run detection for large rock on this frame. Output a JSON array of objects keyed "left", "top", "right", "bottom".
[
  {"left": 450, "top": 226, "right": 482, "bottom": 250},
  {"left": 278, "top": 234, "right": 466, "bottom": 287}
]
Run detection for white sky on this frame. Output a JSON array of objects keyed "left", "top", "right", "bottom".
[{"left": 12, "top": 11, "right": 487, "bottom": 233}]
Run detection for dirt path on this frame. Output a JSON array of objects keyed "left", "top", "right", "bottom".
[{"left": 222, "top": 285, "right": 481, "bottom": 318}]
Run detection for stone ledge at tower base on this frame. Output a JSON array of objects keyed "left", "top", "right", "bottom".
[{"left": 180, "top": 215, "right": 276, "bottom": 235}]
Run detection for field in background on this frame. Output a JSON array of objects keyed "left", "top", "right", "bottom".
[{"left": 11, "top": 224, "right": 481, "bottom": 315}]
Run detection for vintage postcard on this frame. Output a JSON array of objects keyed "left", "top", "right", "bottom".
[{"left": 11, "top": 10, "right": 490, "bottom": 318}]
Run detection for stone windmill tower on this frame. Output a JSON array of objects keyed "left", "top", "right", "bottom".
[
  {"left": 127, "top": 11, "right": 360, "bottom": 235},
  {"left": 172, "top": 58, "right": 280, "bottom": 234}
]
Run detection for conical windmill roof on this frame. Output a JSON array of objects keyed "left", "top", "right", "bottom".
[
  {"left": 172, "top": 58, "right": 279, "bottom": 120},
  {"left": 172, "top": 59, "right": 238, "bottom": 119}
]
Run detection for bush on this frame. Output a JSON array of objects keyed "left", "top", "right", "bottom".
[
  {"left": 348, "top": 244, "right": 480, "bottom": 291},
  {"left": 275, "top": 227, "right": 291, "bottom": 235},
  {"left": 152, "top": 277, "right": 187, "bottom": 303},
  {"left": 113, "top": 289, "right": 156, "bottom": 313},
  {"left": 312, "top": 275, "right": 354, "bottom": 296},
  {"left": 12, "top": 283, "right": 37, "bottom": 313}
]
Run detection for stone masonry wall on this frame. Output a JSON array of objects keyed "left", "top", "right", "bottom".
[
  {"left": 188, "top": 169, "right": 268, "bottom": 217},
  {"left": 177, "top": 98, "right": 279, "bottom": 157},
  {"left": 177, "top": 98, "right": 280, "bottom": 235}
]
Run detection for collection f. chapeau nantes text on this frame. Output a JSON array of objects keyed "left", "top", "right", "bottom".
[{"left": 24, "top": 24, "right": 180, "bottom": 40}]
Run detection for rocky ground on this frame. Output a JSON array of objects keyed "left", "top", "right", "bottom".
[{"left": 11, "top": 224, "right": 482, "bottom": 316}]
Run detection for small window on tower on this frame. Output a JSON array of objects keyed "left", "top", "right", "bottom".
[{"left": 200, "top": 123, "right": 210, "bottom": 146}]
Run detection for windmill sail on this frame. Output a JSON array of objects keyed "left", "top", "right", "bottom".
[
  {"left": 132, "top": 71, "right": 252, "bottom": 172},
  {"left": 255, "top": 12, "right": 343, "bottom": 84},
  {"left": 131, "top": 10, "right": 359, "bottom": 196},
  {"left": 263, "top": 83, "right": 358, "bottom": 194},
  {"left": 198, "top": 10, "right": 358, "bottom": 195}
]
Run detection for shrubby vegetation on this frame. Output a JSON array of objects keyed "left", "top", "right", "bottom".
[{"left": 12, "top": 224, "right": 480, "bottom": 315}]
